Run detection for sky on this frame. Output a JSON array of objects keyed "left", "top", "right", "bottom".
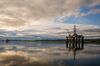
[{"left": 0, "top": 0, "right": 100, "bottom": 40}]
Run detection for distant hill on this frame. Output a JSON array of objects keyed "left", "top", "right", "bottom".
[
  {"left": 85, "top": 38, "right": 100, "bottom": 44},
  {"left": 0, "top": 37, "right": 100, "bottom": 44}
]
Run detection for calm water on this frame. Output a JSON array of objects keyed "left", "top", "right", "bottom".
[{"left": 0, "top": 41, "right": 100, "bottom": 66}]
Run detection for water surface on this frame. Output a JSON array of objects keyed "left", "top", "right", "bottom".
[{"left": 0, "top": 41, "right": 100, "bottom": 66}]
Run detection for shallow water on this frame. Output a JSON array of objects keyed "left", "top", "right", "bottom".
[{"left": 0, "top": 41, "right": 100, "bottom": 66}]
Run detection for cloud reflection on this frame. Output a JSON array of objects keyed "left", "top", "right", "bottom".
[{"left": 0, "top": 43, "right": 100, "bottom": 66}]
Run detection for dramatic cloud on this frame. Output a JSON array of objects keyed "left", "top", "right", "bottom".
[
  {"left": 0, "top": 0, "right": 99, "bottom": 20},
  {"left": 0, "top": 0, "right": 99, "bottom": 39}
]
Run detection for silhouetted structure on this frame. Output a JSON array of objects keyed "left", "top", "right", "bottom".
[
  {"left": 5, "top": 38, "right": 9, "bottom": 43},
  {"left": 66, "top": 25, "right": 84, "bottom": 50}
]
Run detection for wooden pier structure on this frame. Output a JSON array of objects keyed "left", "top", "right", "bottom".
[{"left": 66, "top": 25, "right": 84, "bottom": 50}]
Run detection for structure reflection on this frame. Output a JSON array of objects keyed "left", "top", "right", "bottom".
[{"left": 72, "top": 48, "right": 84, "bottom": 61}]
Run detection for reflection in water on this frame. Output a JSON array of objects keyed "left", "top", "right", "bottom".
[
  {"left": 0, "top": 41, "right": 100, "bottom": 66},
  {"left": 72, "top": 48, "right": 84, "bottom": 61}
]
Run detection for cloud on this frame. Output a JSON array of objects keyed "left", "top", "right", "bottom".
[
  {"left": 0, "top": 0, "right": 100, "bottom": 39},
  {"left": 0, "top": 0, "right": 99, "bottom": 25},
  {"left": 0, "top": 22, "right": 99, "bottom": 39}
]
